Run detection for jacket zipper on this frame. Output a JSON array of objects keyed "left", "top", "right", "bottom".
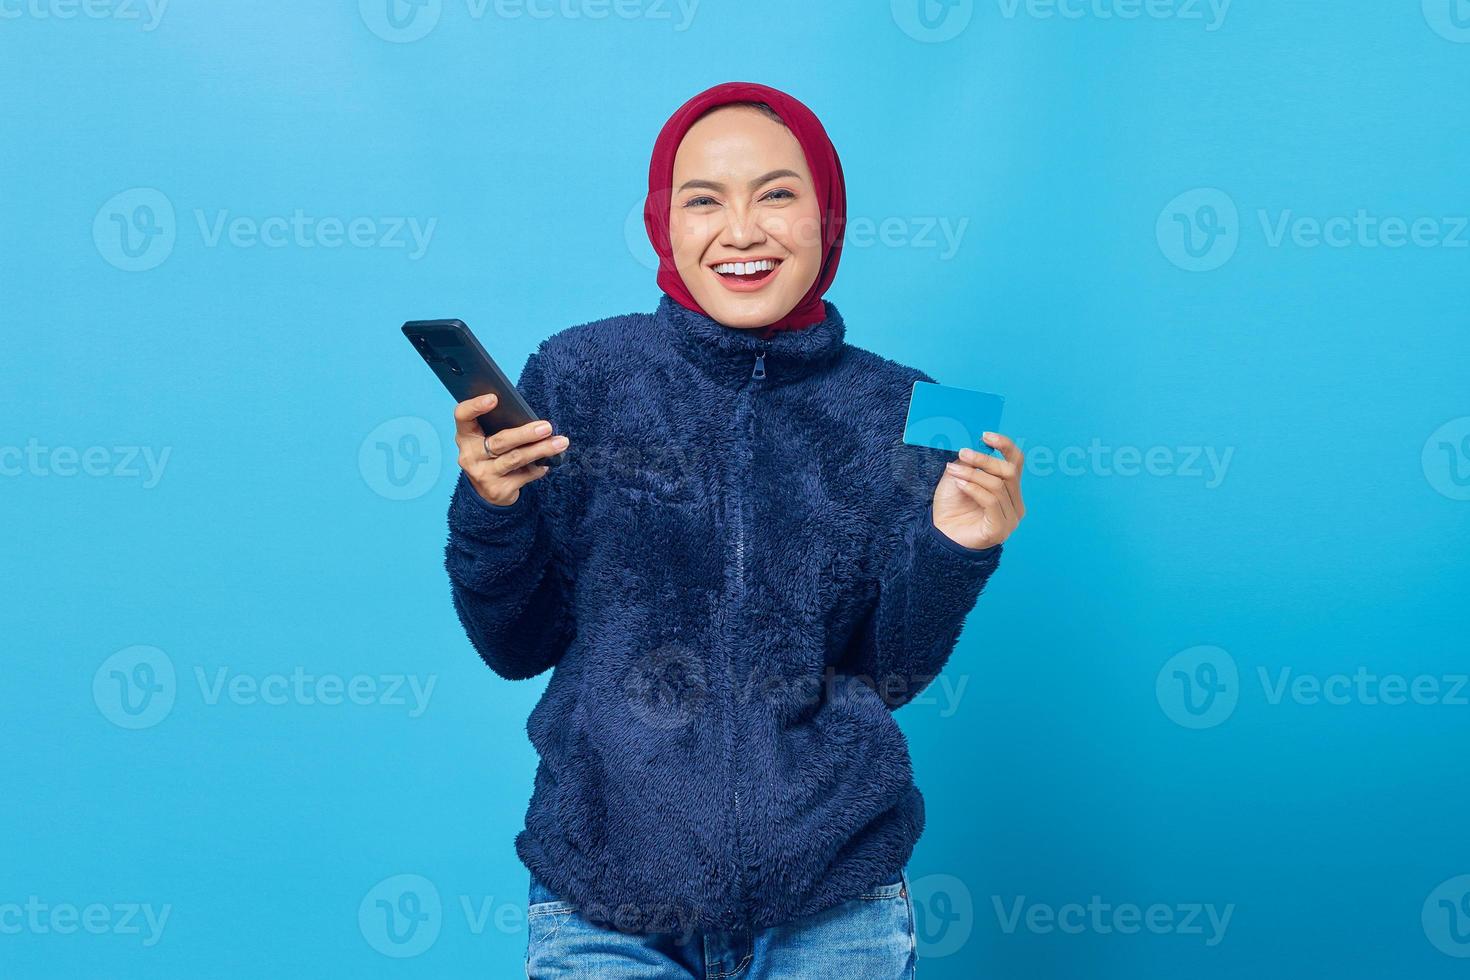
[
  {"left": 725, "top": 340, "right": 769, "bottom": 923},
  {"left": 732, "top": 348, "right": 766, "bottom": 587}
]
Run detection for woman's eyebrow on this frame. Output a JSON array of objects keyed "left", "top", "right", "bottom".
[{"left": 677, "top": 169, "right": 803, "bottom": 193}]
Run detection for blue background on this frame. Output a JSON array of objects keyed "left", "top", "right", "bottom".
[{"left": 4, "top": 1, "right": 1469, "bottom": 977}]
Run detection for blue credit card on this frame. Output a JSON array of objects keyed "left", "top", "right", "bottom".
[{"left": 902, "top": 381, "right": 1006, "bottom": 455}]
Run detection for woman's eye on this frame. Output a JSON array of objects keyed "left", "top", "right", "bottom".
[
  {"left": 761, "top": 188, "right": 795, "bottom": 202},
  {"left": 683, "top": 196, "right": 718, "bottom": 208}
]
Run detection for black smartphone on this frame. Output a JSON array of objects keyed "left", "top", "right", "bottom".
[{"left": 401, "top": 318, "right": 566, "bottom": 468}]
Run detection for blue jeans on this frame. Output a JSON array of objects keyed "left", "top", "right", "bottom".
[{"left": 525, "top": 871, "right": 917, "bottom": 979}]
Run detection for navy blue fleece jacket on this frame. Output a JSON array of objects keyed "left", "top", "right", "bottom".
[{"left": 444, "top": 293, "right": 1002, "bottom": 934}]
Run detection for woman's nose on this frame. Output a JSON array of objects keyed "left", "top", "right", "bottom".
[{"left": 721, "top": 207, "right": 768, "bottom": 248}]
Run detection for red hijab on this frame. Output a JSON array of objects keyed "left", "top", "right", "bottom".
[{"left": 643, "top": 81, "right": 847, "bottom": 340}]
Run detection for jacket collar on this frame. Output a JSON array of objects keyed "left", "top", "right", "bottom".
[{"left": 653, "top": 293, "right": 847, "bottom": 387}]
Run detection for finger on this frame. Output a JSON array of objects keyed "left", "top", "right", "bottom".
[
  {"left": 950, "top": 464, "right": 1017, "bottom": 523},
  {"left": 946, "top": 461, "right": 1004, "bottom": 493},
  {"left": 454, "top": 392, "right": 499, "bottom": 440},
  {"left": 981, "top": 432, "right": 1025, "bottom": 475},
  {"left": 957, "top": 447, "right": 1019, "bottom": 482},
  {"left": 488, "top": 433, "right": 568, "bottom": 477},
  {"left": 960, "top": 480, "right": 1019, "bottom": 531},
  {"left": 955, "top": 481, "right": 999, "bottom": 514},
  {"left": 457, "top": 442, "right": 554, "bottom": 484},
  {"left": 503, "top": 461, "right": 551, "bottom": 491},
  {"left": 1003, "top": 481, "right": 1020, "bottom": 519},
  {"left": 472, "top": 418, "right": 556, "bottom": 459}
]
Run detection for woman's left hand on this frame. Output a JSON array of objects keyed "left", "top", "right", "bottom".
[{"left": 931, "top": 431, "right": 1026, "bottom": 551}]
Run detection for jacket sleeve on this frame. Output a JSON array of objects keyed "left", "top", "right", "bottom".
[
  {"left": 842, "top": 420, "right": 1003, "bottom": 710},
  {"left": 443, "top": 347, "right": 574, "bottom": 681}
]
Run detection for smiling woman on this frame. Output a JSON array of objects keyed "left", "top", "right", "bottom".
[
  {"left": 444, "top": 80, "right": 1024, "bottom": 979},
  {"left": 645, "top": 85, "right": 848, "bottom": 339},
  {"left": 668, "top": 106, "right": 823, "bottom": 325}
]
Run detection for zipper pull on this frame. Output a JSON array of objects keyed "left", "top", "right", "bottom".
[{"left": 752, "top": 340, "right": 776, "bottom": 379}]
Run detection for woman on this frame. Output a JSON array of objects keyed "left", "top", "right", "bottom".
[{"left": 445, "top": 81, "right": 1025, "bottom": 978}]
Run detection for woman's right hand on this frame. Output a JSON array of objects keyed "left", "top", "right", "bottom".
[{"left": 454, "top": 392, "right": 569, "bottom": 506}]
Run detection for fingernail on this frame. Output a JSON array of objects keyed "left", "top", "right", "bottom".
[
  {"left": 553, "top": 436, "right": 568, "bottom": 448},
  {"left": 536, "top": 422, "right": 552, "bottom": 436},
  {"left": 982, "top": 431, "right": 996, "bottom": 441}
]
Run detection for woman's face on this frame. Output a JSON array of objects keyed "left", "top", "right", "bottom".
[{"left": 669, "top": 106, "right": 823, "bottom": 329}]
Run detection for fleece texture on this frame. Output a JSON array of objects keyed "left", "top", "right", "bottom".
[{"left": 444, "top": 293, "right": 1003, "bottom": 935}]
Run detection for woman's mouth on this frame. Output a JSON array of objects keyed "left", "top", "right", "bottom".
[{"left": 709, "top": 258, "right": 782, "bottom": 292}]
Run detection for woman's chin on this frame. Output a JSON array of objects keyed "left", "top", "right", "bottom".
[{"left": 700, "top": 293, "right": 798, "bottom": 330}]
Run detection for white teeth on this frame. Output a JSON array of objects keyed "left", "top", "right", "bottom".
[{"left": 714, "top": 259, "right": 777, "bottom": 275}]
